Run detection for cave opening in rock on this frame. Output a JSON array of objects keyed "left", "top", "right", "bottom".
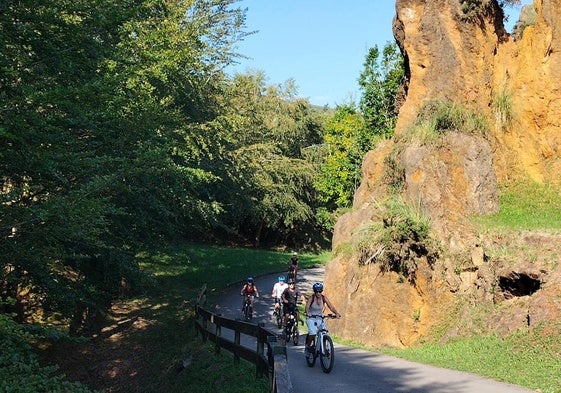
[{"left": 498, "top": 272, "right": 541, "bottom": 298}]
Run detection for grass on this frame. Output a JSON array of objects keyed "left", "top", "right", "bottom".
[
  {"left": 380, "top": 327, "right": 561, "bottom": 393},
  {"left": 473, "top": 180, "right": 561, "bottom": 230},
  {"left": 137, "top": 243, "right": 330, "bottom": 303},
  {"left": 41, "top": 243, "right": 330, "bottom": 393}
]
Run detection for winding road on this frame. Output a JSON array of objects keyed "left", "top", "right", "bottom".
[{"left": 214, "top": 268, "right": 534, "bottom": 393}]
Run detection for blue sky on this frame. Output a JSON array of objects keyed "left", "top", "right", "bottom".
[{"left": 229, "top": 0, "right": 532, "bottom": 107}]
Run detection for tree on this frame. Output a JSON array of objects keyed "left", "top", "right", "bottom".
[
  {"left": 0, "top": 0, "right": 251, "bottom": 329},
  {"left": 358, "top": 43, "right": 404, "bottom": 139},
  {"left": 212, "top": 71, "right": 325, "bottom": 247},
  {"left": 314, "top": 104, "right": 366, "bottom": 211}
]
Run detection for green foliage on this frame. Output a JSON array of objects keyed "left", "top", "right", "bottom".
[
  {"left": 492, "top": 86, "right": 513, "bottom": 130},
  {"left": 0, "top": 310, "right": 95, "bottom": 392},
  {"left": 138, "top": 243, "right": 330, "bottom": 296},
  {"left": 314, "top": 105, "right": 366, "bottom": 210},
  {"left": 359, "top": 43, "right": 405, "bottom": 140},
  {"left": 403, "top": 100, "right": 488, "bottom": 143},
  {"left": 460, "top": 0, "right": 521, "bottom": 22},
  {"left": 356, "top": 197, "right": 439, "bottom": 279},
  {"left": 473, "top": 180, "right": 561, "bottom": 230},
  {"left": 213, "top": 71, "right": 328, "bottom": 247},
  {"left": 382, "top": 326, "right": 561, "bottom": 393}
]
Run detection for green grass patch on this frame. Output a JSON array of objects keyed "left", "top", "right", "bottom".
[
  {"left": 473, "top": 180, "right": 561, "bottom": 230},
  {"left": 36, "top": 243, "right": 330, "bottom": 393},
  {"left": 380, "top": 327, "right": 561, "bottom": 393},
  {"left": 137, "top": 243, "right": 330, "bottom": 300}
]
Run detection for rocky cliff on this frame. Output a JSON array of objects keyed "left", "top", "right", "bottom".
[{"left": 324, "top": 0, "right": 561, "bottom": 348}]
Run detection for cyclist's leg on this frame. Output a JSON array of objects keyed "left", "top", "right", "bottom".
[{"left": 305, "top": 317, "right": 317, "bottom": 351}]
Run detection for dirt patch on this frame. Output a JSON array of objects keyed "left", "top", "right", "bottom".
[{"left": 38, "top": 301, "right": 161, "bottom": 392}]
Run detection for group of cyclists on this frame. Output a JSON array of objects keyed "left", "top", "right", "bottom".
[{"left": 240, "top": 251, "right": 341, "bottom": 357}]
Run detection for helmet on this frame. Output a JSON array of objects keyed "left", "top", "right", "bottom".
[
  {"left": 247, "top": 277, "right": 254, "bottom": 284},
  {"left": 313, "top": 282, "right": 323, "bottom": 293},
  {"left": 278, "top": 275, "right": 286, "bottom": 282},
  {"left": 287, "top": 278, "right": 295, "bottom": 284},
  {"left": 292, "top": 251, "right": 298, "bottom": 256}
]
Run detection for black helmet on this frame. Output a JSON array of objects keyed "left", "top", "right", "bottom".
[
  {"left": 287, "top": 278, "right": 295, "bottom": 284},
  {"left": 313, "top": 282, "right": 323, "bottom": 292}
]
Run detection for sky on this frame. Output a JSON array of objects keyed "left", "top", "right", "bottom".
[{"left": 229, "top": 0, "right": 533, "bottom": 108}]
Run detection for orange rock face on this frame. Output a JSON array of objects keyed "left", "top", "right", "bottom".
[{"left": 326, "top": 0, "right": 561, "bottom": 348}]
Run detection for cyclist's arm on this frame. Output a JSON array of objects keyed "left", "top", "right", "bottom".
[
  {"left": 324, "top": 295, "right": 341, "bottom": 318},
  {"left": 281, "top": 290, "right": 288, "bottom": 304},
  {"left": 304, "top": 296, "right": 313, "bottom": 316}
]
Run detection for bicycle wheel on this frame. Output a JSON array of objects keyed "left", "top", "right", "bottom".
[
  {"left": 319, "top": 334, "right": 334, "bottom": 373},
  {"left": 292, "top": 325, "right": 299, "bottom": 345},
  {"left": 276, "top": 311, "right": 283, "bottom": 328},
  {"left": 305, "top": 339, "right": 317, "bottom": 367},
  {"left": 244, "top": 303, "right": 252, "bottom": 321}
]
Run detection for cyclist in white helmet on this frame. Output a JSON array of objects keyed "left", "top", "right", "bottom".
[{"left": 271, "top": 275, "right": 288, "bottom": 315}]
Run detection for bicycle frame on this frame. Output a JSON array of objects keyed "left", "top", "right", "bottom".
[
  {"left": 242, "top": 294, "right": 255, "bottom": 320},
  {"left": 306, "top": 314, "right": 336, "bottom": 373}
]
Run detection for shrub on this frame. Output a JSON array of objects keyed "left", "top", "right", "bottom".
[
  {"left": 0, "top": 307, "right": 95, "bottom": 393},
  {"left": 356, "top": 197, "right": 439, "bottom": 279},
  {"left": 492, "top": 86, "right": 513, "bottom": 130},
  {"left": 402, "top": 100, "right": 488, "bottom": 145}
]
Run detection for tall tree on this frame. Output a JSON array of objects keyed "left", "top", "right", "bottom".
[
  {"left": 213, "top": 71, "right": 325, "bottom": 247},
  {"left": 0, "top": 0, "right": 251, "bottom": 328},
  {"left": 358, "top": 43, "right": 404, "bottom": 139},
  {"left": 314, "top": 104, "right": 366, "bottom": 211}
]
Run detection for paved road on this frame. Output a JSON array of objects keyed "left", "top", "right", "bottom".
[{"left": 213, "top": 268, "right": 534, "bottom": 393}]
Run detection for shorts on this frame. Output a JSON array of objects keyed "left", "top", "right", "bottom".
[{"left": 306, "top": 316, "right": 324, "bottom": 335}]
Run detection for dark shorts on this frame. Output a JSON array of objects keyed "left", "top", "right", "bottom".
[{"left": 283, "top": 302, "right": 296, "bottom": 315}]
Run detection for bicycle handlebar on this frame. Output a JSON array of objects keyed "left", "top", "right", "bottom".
[{"left": 308, "top": 314, "right": 339, "bottom": 319}]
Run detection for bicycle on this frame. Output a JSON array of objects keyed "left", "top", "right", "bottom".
[
  {"left": 305, "top": 314, "right": 338, "bottom": 373},
  {"left": 283, "top": 308, "right": 299, "bottom": 345},
  {"left": 241, "top": 294, "right": 255, "bottom": 321},
  {"left": 273, "top": 298, "right": 283, "bottom": 328}
]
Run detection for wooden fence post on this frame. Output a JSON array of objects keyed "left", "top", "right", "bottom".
[
  {"left": 214, "top": 315, "right": 221, "bottom": 355},
  {"left": 256, "top": 322, "right": 265, "bottom": 378},
  {"left": 234, "top": 330, "right": 241, "bottom": 365}
]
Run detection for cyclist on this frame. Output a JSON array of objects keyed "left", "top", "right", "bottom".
[
  {"left": 281, "top": 278, "right": 305, "bottom": 326},
  {"left": 286, "top": 264, "right": 296, "bottom": 282},
  {"left": 304, "top": 282, "right": 340, "bottom": 356},
  {"left": 290, "top": 251, "right": 299, "bottom": 281},
  {"left": 271, "top": 275, "right": 288, "bottom": 315},
  {"left": 240, "top": 277, "right": 260, "bottom": 313}
]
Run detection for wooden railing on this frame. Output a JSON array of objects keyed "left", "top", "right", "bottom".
[{"left": 195, "top": 285, "right": 293, "bottom": 393}]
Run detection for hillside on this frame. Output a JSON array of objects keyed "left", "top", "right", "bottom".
[{"left": 323, "top": 0, "right": 561, "bottom": 348}]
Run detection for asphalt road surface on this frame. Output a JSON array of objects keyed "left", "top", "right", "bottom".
[{"left": 213, "top": 268, "right": 535, "bottom": 393}]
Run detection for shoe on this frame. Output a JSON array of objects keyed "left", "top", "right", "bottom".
[{"left": 273, "top": 310, "right": 277, "bottom": 316}]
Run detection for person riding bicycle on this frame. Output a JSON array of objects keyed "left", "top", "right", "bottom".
[
  {"left": 240, "top": 277, "right": 259, "bottom": 313},
  {"left": 290, "top": 251, "right": 299, "bottom": 281},
  {"left": 305, "top": 282, "right": 340, "bottom": 356},
  {"left": 271, "top": 275, "right": 288, "bottom": 315},
  {"left": 286, "top": 264, "right": 296, "bottom": 282},
  {"left": 281, "top": 278, "right": 305, "bottom": 327}
]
